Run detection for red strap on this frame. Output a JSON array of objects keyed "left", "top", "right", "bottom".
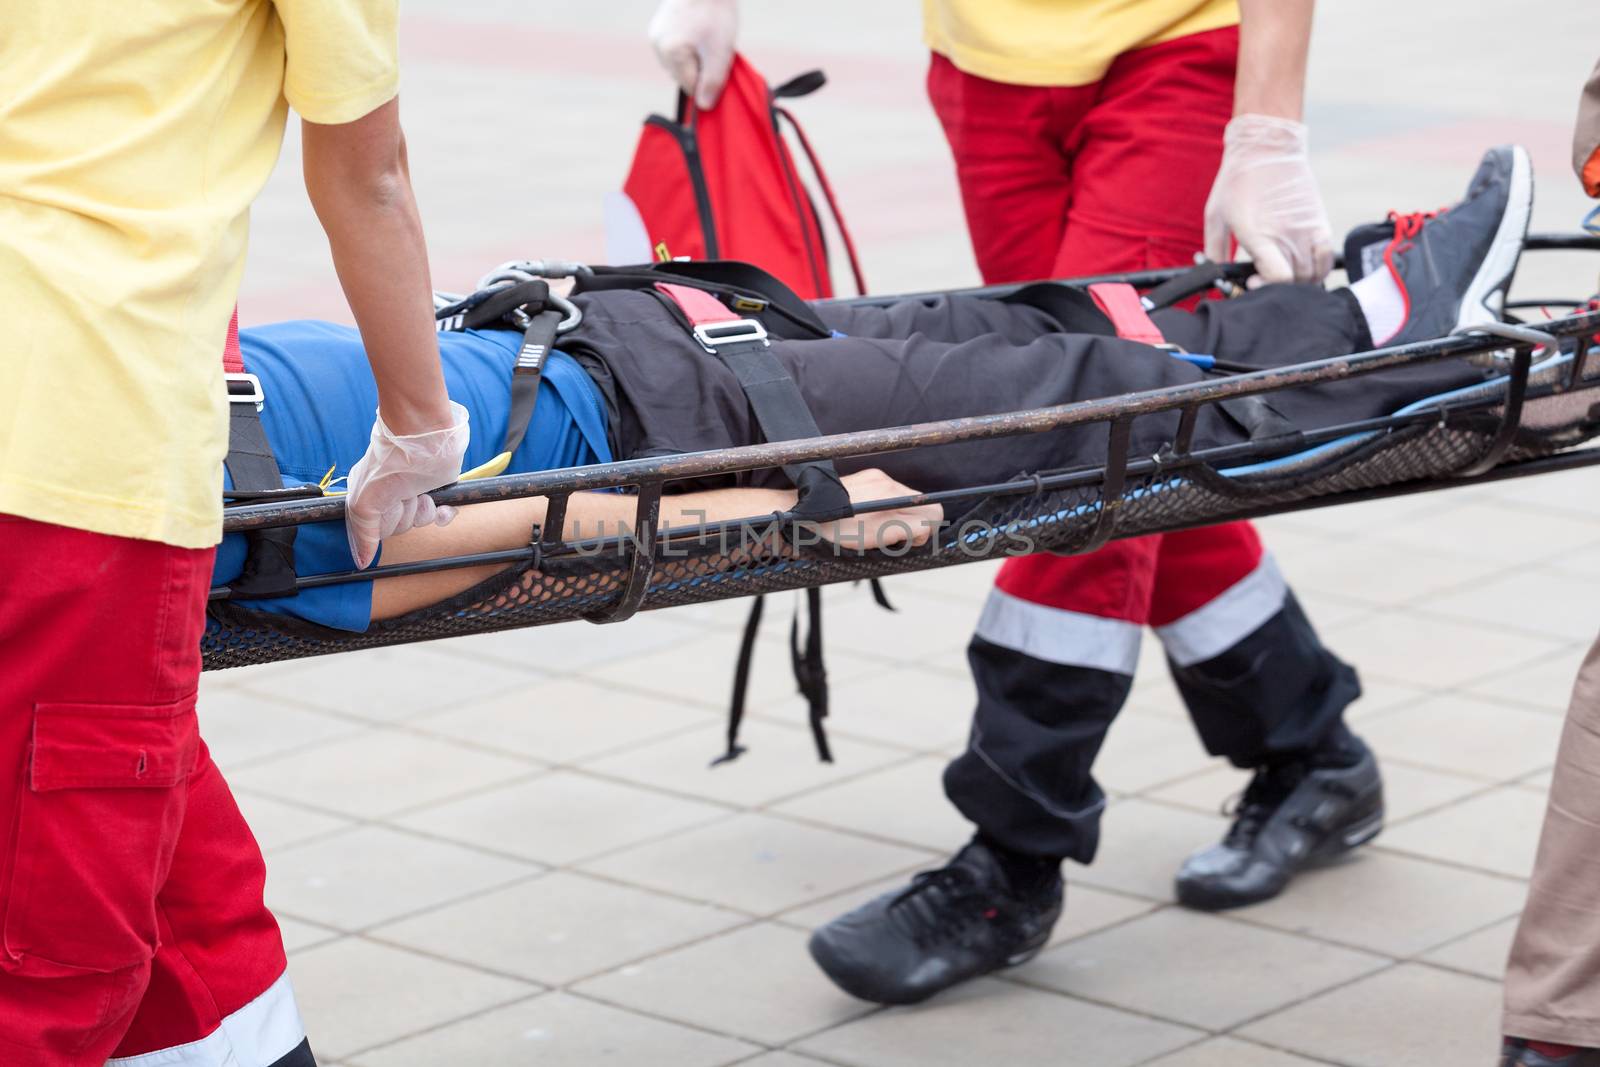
[
  {"left": 655, "top": 282, "right": 738, "bottom": 326},
  {"left": 1087, "top": 283, "right": 1166, "bottom": 347},
  {"left": 222, "top": 306, "right": 244, "bottom": 372}
]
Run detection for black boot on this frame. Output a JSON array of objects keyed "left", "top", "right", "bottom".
[
  {"left": 808, "top": 837, "right": 1063, "bottom": 1005},
  {"left": 1174, "top": 736, "right": 1384, "bottom": 911}
]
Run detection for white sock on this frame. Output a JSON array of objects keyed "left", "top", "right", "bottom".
[{"left": 1350, "top": 267, "right": 1405, "bottom": 345}]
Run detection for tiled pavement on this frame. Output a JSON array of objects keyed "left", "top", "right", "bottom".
[{"left": 223, "top": 1, "right": 1600, "bottom": 1063}]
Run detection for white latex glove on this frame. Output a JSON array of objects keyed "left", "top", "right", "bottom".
[
  {"left": 648, "top": 0, "right": 738, "bottom": 110},
  {"left": 344, "top": 401, "right": 470, "bottom": 569},
  {"left": 1204, "top": 114, "right": 1334, "bottom": 286}
]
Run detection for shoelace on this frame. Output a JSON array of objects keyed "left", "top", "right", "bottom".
[
  {"left": 1381, "top": 207, "right": 1447, "bottom": 285},
  {"left": 1219, "top": 762, "right": 1309, "bottom": 850},
  {"left": 888, "top": 865, "right": 990, "bottom": 949}
]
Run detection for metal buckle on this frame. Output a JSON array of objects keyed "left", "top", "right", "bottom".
[
  {"left": 225, "top": 372, "right": 264, "bottom": 411},
  {"left": 693, "top": 318, "right": 769, "bottom": 353}
]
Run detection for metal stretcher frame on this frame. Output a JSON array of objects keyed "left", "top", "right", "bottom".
[{"left": 204, "top": 233, "right": 1600, "bottom": 670}]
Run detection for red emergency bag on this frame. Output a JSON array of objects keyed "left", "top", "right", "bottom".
[{"left": 620, "top": 54, "right": 866, "bottom": 299}]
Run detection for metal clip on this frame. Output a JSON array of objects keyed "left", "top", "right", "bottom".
[
  {"left": 225, "top": 372, "right": 264, "bottom": 411},
  {"left": 693, "top": 318, "right": 769, "bottom": 353}
]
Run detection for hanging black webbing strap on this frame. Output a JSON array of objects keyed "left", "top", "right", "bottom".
[
  {"left": 790, "top": 586, "right": 833, "bottom": 762},
  {"left": 713, "top": 593, "right": 766, "bottom": 767}
]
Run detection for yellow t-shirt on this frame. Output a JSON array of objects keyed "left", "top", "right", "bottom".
[
  {"left": 0, "top": 1, "right": 400, "bottom": 548},
  {"left": 924, "top": 0, "right": 1241, "bottom": 87}
]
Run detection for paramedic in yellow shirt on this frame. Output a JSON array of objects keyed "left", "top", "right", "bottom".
[
  {"left": 649, "top": 0, "right": 1381, "bottom": 1009},
  {"left": 0, "top": 2, "right": 464, "bottom": 1064}
]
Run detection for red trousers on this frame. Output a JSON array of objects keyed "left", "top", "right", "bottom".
[
  {"left": 928, "top": 27, "right": 1269, "bottom": 648},
  {"left": 0, "top": 516, "right": 302, "bottom": 1066}
]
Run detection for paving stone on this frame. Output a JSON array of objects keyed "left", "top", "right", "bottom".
[
  {"left": 579, "top": 813, "right": 930, "bottom": 915},
  {"left": 233, "top": 791, "right": 354, "bottom": 853},
  {"left": 239, "top": 646, "right": 538, "bottom": 722},
  {"left": 1072, "top": 799, "right": 1229, "bottom": 902},
  {"left": 770, "top": 756, "right": 975, "bottom": 852},
  {"left": 1240, "top": 963, "right": 1502, "bottom": 1067},
  {"left": 1320, "top": 610, "right": 1564, "bottom": 690},
  {"left": 1464, "top": 643, "right": 1589, "bottom": 714},
  {"left": 372, "top": 871, "right": 748, "bottom": 985},
  {"left": 1357, "top": 694, "right": 1563, "bottom": 781},
  {"left": 230, "top": 727, "right": 539, "bottom": 819},
  {"left": 1017, "top": 909, "right": 1386, "bottom": 1031},
  {"left": 197, "top": 684, "right": 366, "bottom": 770},
  {"left": 1140, "top": 1037, "right": 1328, "bottom": 1067},
  {"left": 396, "top": 770, "right": 730, "bottom": 865},
  {"left": 1233, "top": 849, "right": 1525, "bottom": 957},
  {"left": 348, "top": 991, "right": 756, "bottom": 1067},
  {"left": 277, "top": 916, "right": 342, "bottom": 954},
  {"left": 768, "top": 663, "right": 976, "bottom": 752},
  {"left": 411, "top": 678, "right": 717, "bottom": 763},
  {"left": 1423, "top": 569, "right": 1600, "bottom": 640},
  {"left": 795, "top": 977, "right": 1197, "bottom": 1067},
  {"left": 574, "top": 922, "right": 873, "bottom": 1046},
  {"left": 578, "top": 722, "right": 908, "bottom": 808},
  {"left": 266, "top": 825, "right": 537, "bottom": 930},
  {"left": 289, "top": 939, "right": 534, "bottom": 1061},
  {"left": 1380, "top": 786, "right": 1549, "bottom": 878},
  {"left": 1421, "top": 916, "right": 1521, "bottom": 979}
]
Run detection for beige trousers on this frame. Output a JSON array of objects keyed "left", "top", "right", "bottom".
[{"left": 1504, "top": 632, "right": 1600, "bottom": 1046}]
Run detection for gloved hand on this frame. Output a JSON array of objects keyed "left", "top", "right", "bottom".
[
  {"left": 1204, "top": 114, "right": 1334, "bottom": 286},
  {"left": 648, "top": 0, "right": 738, "bottom": 110},
  {"left": 344, "top": 401, "right": 470, "bottom": 569}
]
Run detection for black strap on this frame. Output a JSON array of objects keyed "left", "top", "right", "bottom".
[
  {"left": 497, "top": 308, "right": 563, "bottom": 463},
  {"left": 693, "top": 320, "right": 852, "bottom": 523},
  {"left": 222, "top": 399, "right": 299, "bottom": 600},
  {"left": 1141, "top": 261, "right": 1234, "bottom": 311},
  {"left": 790, "top": 586, "right": 833, "bottom": 762},
  {"left": 459, "top": 280, "right": 550, "bottom": 331},
  {"left": 713, "top": 594, "right": 766, "bottom": 766},
  {"left": 772, "top": 69, "right": 826, "bottom": 99}
]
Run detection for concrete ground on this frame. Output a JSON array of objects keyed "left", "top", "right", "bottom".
[{"left": 221, "top": 2, "right": 1600, "bottom": 1063}]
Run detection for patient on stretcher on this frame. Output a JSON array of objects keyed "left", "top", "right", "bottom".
[{"left": 217, "top": 145, "right": 1533, "bottom": 630}]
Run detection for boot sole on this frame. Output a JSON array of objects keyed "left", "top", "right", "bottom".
[{"left": 1456, "top": 145, "right": 1533, "bottom": 331}]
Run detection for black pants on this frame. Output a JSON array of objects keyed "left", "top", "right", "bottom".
[{"left": 568, "top": 281, "right": 1439, "bottom": 862}]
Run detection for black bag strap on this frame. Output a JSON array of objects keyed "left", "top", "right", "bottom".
[{"left": 1140, "top": 260, "right": 1236, "bottom": 311}]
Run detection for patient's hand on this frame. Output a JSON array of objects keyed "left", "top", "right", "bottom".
[{"left": 811, "top": 469, "right": 943, "bottom": 552}]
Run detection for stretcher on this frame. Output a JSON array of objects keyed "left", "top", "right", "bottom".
[{"left": 204, "top": 233, "right": 1600, "bottom": 676}]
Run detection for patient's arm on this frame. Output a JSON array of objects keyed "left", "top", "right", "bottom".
[{"left": 369, "top": 468, "right": 942, "bottom": 620}]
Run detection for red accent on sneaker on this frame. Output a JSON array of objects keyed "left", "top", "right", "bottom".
[
  {"left": 1528, "top": 1040, "right": 1585, "bottom": 1058},
  {"left": 1378, "top": 208, "right": 1445, "bottom": 344}
]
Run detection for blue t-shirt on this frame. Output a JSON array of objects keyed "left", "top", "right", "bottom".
[{"left": 216, "top": 321, "right": 612, "bottom": 631}]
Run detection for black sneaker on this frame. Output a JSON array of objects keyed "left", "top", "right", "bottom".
[
  {"left": 1502, "top": 1040, "right": 1600, "bottom": 1066},
  {"left": 1174, "top": 741, "right": 1384, "bottom": 911},
  {"left": 807, "top": 839, "right": 1063, "bottom": 1005},
  {"left": 1366, "top": 144, "right": 1533, "bottom": 347}
]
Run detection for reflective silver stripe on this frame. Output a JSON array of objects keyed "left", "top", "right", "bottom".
[
  {"left": 108, "top": 971, "right": 305, "bottom": 1067},
  {"left": 1154, "top": 554, "right": 1288, "bottom": 668},
  {"left": 974, "top": 587, "right": 1142, "bottom": 676}
]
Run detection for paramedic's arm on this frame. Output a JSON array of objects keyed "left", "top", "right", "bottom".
[
  {"left": 1203, "top": 0, "right": 1333, "bottom": 285},
  {"left": 302, "top": 99, "right": 451, "bottom": 435},
  {"left": 303, "top": 98, "right": 470, "bottom": 569},
  {"left": 371, "top": 469, "right": 941, "bottom": 619},
  {"left": 650, "top": 0, "right": 739, "bottom": 109}
]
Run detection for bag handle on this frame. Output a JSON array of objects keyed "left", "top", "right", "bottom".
[{"left": 775, "top": 106, "right": 868, "bottom": 296}]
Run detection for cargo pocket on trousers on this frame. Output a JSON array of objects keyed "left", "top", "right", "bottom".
[{"left": 2, "top": 698, "right": 198, "bottom": 977}]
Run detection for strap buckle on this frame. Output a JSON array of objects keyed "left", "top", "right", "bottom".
[
  {"left": 225, "top": 372, "right": 264, "bottom": 411},
  {"left": 693, "top": 318, "right": 769, "bottom": 353}
]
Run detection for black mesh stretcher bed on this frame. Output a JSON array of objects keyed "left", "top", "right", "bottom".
[{"left": 204, "top": 233, "right": 1600, "bottom": 674}]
